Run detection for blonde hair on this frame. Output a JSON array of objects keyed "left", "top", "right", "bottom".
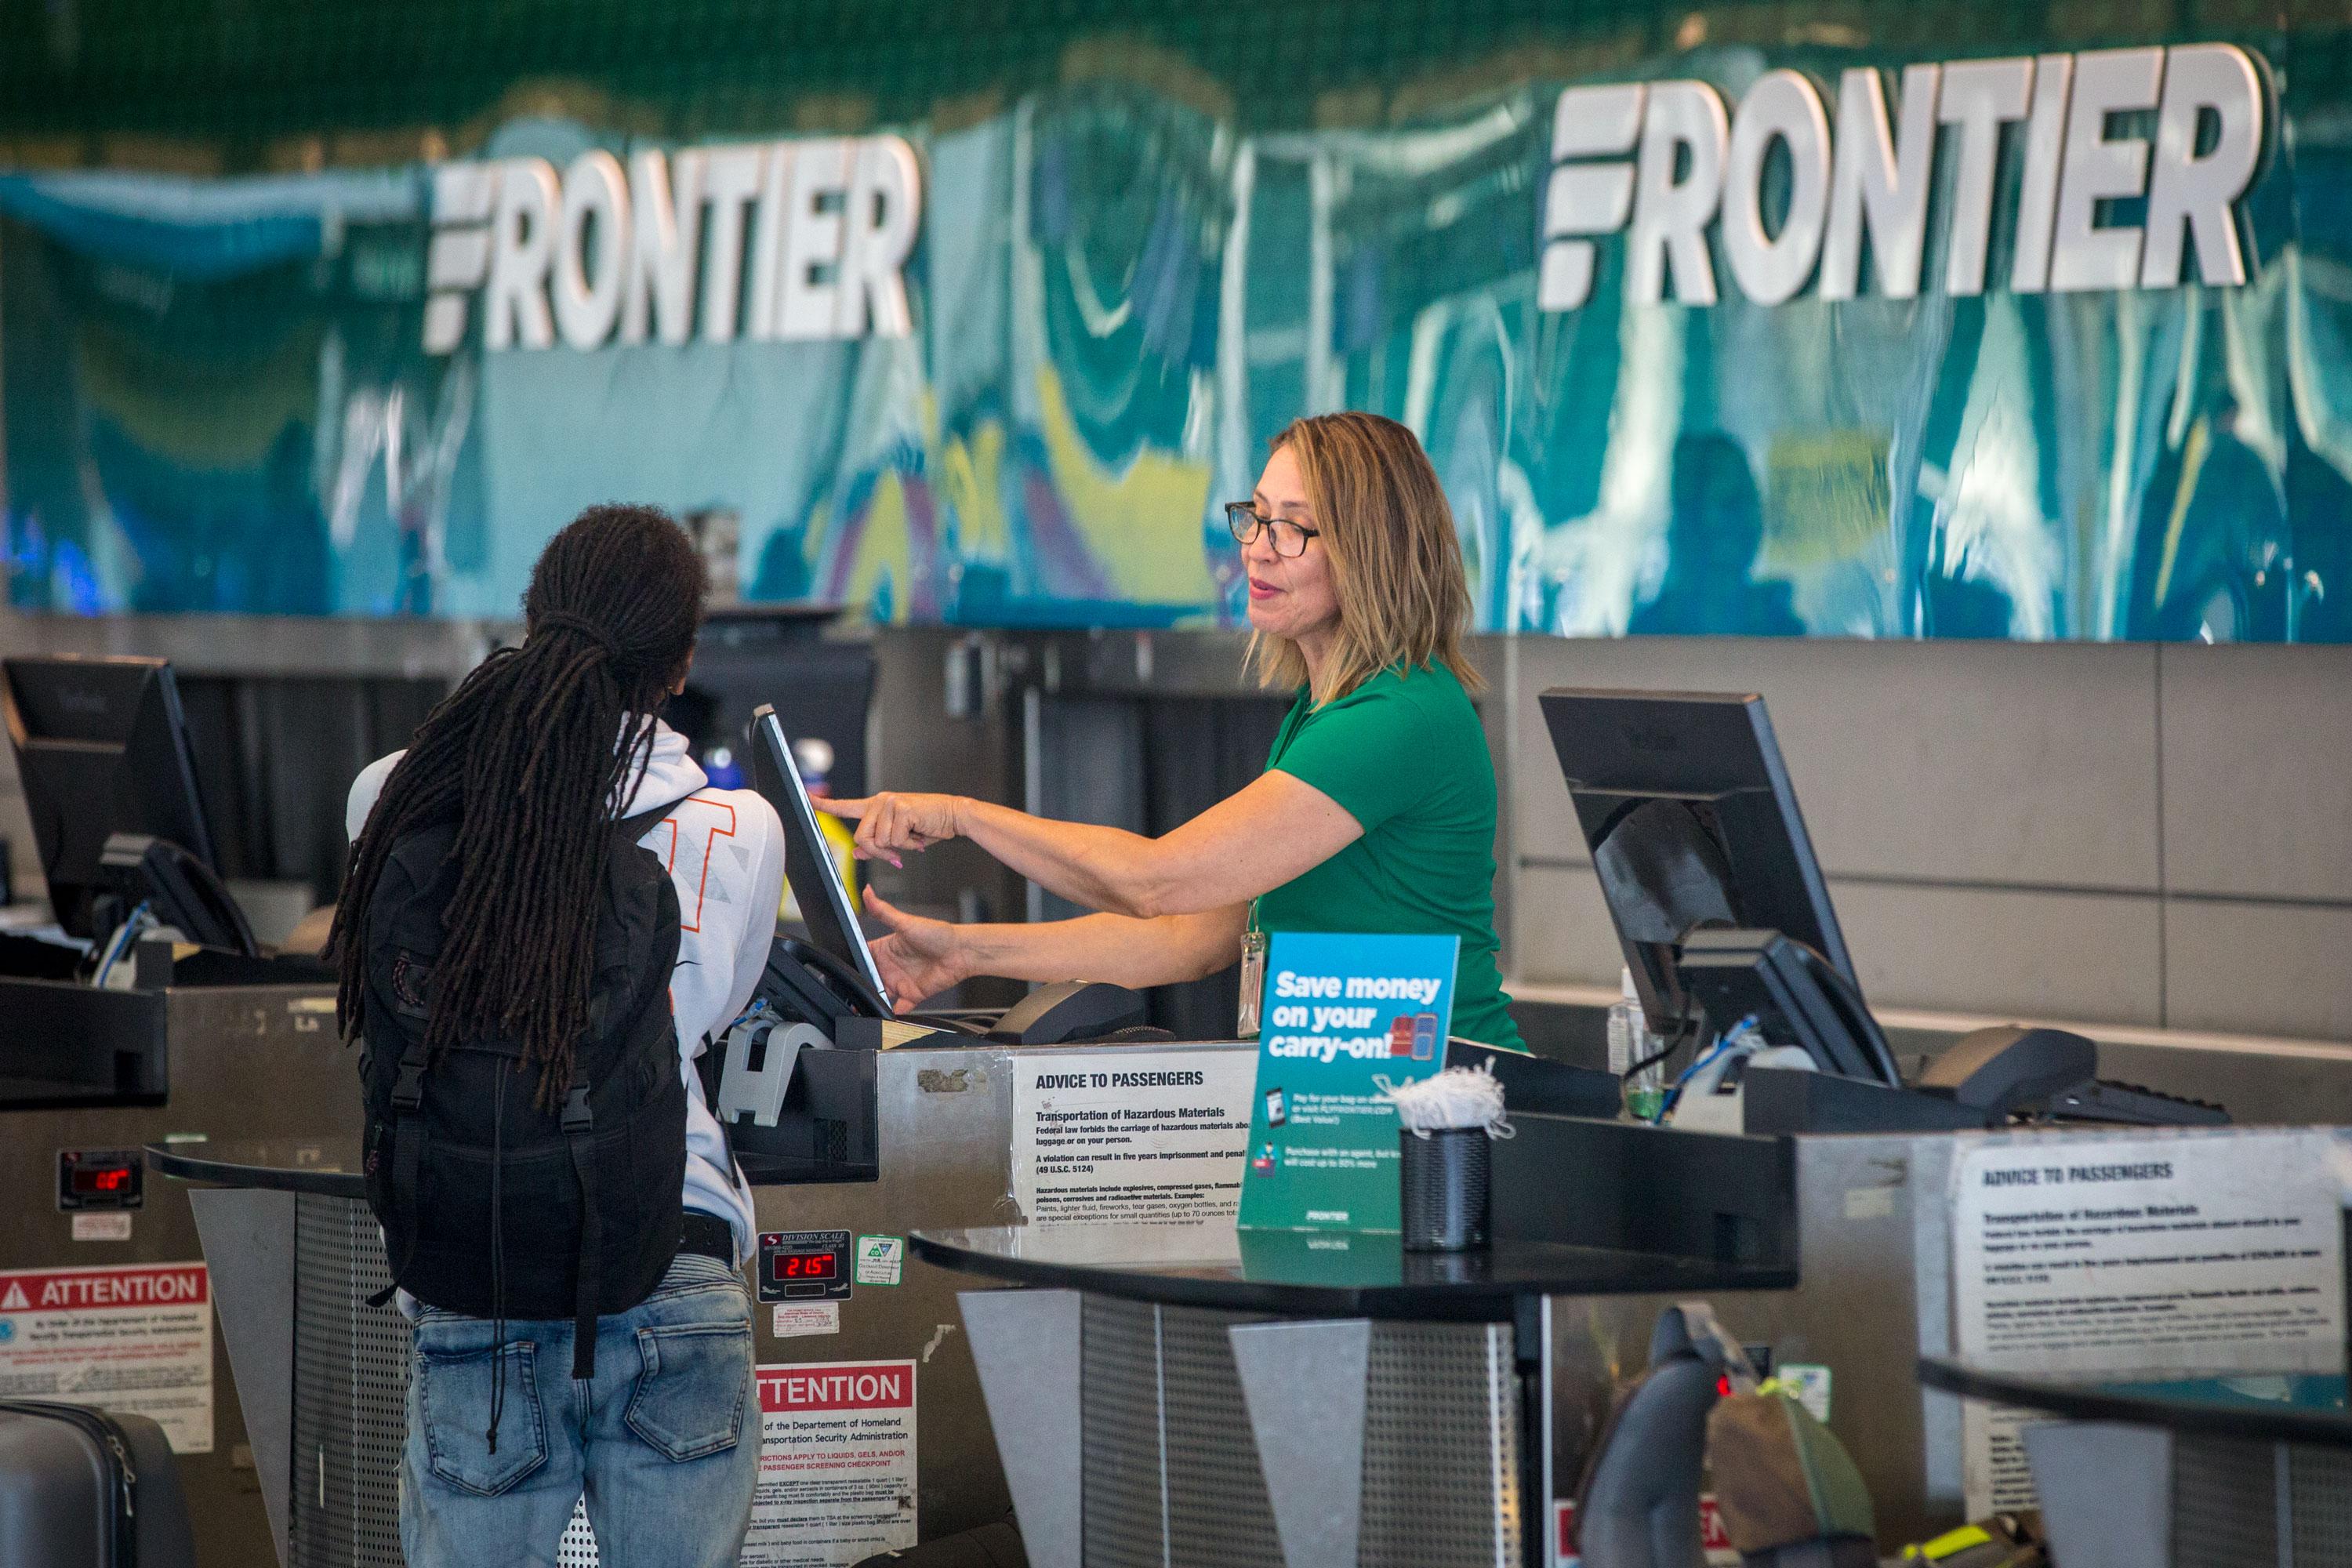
[{"left": 1245, "top": 411, "right": 1482, "bottom": 705}]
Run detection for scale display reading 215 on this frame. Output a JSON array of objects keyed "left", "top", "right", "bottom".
[{"left": 757, "top": 1229, "right": 853, "bottom": 1302}]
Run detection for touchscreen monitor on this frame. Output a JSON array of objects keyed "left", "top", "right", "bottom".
[{"left": 748, "top": 704, "right": 892, "bottom": 1011}]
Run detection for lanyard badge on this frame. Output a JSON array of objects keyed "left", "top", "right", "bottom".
[{"left": 1236, "top": 927, "right": 1269, "bottom": 1038}]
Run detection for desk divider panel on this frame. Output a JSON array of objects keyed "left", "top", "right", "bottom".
[
  {"left": 187, "top": 1186, "right": 296, "bottom": 1566},
  {"left": 2019, "top": 1425, "right": 2169, "bottom": 1568},
  {"left": 288, "top": 1194, "right": 406, "bottom": 1568},
  {"left": 1230, "top": 1319, "right": 1370, "bottom": 1568},
  {"left": 959, "top": 1288, "right": 1084, "bottom": 1568},
  {"left": 965, "top": 1287, "right": 1524, "bottom": 1568},
  {"left": 1078, "top": 1297, "right": 1287, "bottom": 1568}
]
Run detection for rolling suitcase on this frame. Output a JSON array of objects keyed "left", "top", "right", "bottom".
[{"left": 0, "top": 1399, "right": 197, "bottom": 1568}]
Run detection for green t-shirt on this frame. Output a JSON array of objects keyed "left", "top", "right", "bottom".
[{"left": 1257, "top": 662, "right": 1523, "bottom": 1052}]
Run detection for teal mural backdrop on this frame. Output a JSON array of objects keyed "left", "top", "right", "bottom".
[{"left": 1, "top": 1, "right": 2347, "bottom": 641}]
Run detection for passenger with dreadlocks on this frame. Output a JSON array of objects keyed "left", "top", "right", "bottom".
[{"left": 334, "top": 504, "right": 784, "bottom": 1568}]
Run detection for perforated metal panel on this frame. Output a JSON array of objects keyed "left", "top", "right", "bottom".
[
  {"left": 2290, "top": 1447, "right": 2352, "bottom": 1565},
  {"left": 289, "top": 1194, "right": 412, "bottom": 1568},
  {"left": 286, "top": 1194, "right": 601, "bottom": 1568},
  {"left": 2173, "top": 1435, "right": 2352, "bottom": 1566},
  {"left": 1081, "top": 1295, "right": 1182, "bottom": 1568},
  {"left": 558, "top": 1501, "right": 599, "bottom": 1563},
  {"left": 2174, "top": 1436, "right": 2278, "bottom": 1568},
  {"left": 1360, "top": 1323, "right": 1519, "bottom": 1568},
  {"left": 1160, "top": 1307, "right": 1283, "bottom": 1568},
  {"left": 1079, "top": 1297, "right": 1518, "bottom": 1568}
]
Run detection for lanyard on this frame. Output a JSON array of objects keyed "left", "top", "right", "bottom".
[{"left": 1240, "top": 688, "right": 1312, "bottom": 1036}]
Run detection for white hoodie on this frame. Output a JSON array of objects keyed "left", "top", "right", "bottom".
[{"left": 347, "top": 720, "right": 785, "bottom": 1265}]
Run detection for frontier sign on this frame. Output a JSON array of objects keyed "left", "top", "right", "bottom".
[
  {"left": 423, "top": 135, "right": 923, "bottom": 354},
  {"left": 1537, "top": 45, "right": 2268, "bottom": 310}
]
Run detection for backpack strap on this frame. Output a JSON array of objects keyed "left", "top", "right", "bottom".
[
  {"left": 562, "top": 1080, "right": 601, "bottom": 1379},
  {"left": 551, "top": 798, "right": 681, "bottom": 1370},
  {"left": 366, "top": 1035, "right": 434, "bottom": 1309}
]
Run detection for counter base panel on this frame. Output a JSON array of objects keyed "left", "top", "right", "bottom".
[
  {"left": 970, "top": 1289, "right": 1520, "bottom": 1568},
  {"left": 281, "top": 1193, "right": 603, "bottom": 1568},
  {"left": 0, "top": 980, "right": 351, "bottom": 1568}
]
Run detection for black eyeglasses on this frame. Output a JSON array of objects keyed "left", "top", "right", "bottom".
[{"left": 1225, "top": 503, "right": 1321, "bottom": 558}]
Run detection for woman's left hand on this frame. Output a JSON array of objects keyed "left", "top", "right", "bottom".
[
  {"left": 861, "top": 891, "right": 967, "bottom": 1005},
  {"left": 819, "top": 792, "right": 966, "bottom": 868}
]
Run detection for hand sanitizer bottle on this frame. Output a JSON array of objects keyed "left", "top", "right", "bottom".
[{"left": 1607, "top": 967, "right": 1668, "bottom": 1121}]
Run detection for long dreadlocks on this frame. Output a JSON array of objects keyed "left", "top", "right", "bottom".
[{"left": 332, "top": 504, "right": 706, "bottom": 1105}]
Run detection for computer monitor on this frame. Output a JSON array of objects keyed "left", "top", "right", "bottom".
[
  {"left": 746, "top": 703, "right": 892, "bottom": 1014},
  {"left": 2, "top": 655, "right": 223, "bottom": 942},
  {"left": 1538, "top": 688, "right": 1895, "bottom": 1082}
]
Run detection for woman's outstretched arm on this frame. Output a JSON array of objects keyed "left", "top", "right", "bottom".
[
  {"left": 862, "top": 892, "right": 1248, "bottom": 1005},
  {"left": 825, "top": 769, "right": 1359, "bottom": 920}
]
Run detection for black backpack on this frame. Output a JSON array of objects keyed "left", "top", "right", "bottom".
[{"left": 358, "top": 803, "right": 688, "bottom": 1378}]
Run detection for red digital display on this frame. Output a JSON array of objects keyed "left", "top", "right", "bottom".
[
  {"left": 56, "top": 1152, "right": 143, "bottom": 1214},
  {"left": 776, "top": 1254, "right": 837, "bottom": 1279}
]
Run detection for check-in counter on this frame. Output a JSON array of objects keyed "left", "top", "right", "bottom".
[
  {"left": 1918, "top": 1355, "right": 2352, "bottom": 1563},
  {"left": 100, "top": 1001, "right": 2352, "bottom": 1567},
  {"left": 914, "top": 1205, "right": 1796, "bottom": 1568},
  {"left": 149, "top": 1045, "right": 1789, "bottom": 1568},
  {"left": 148, "top": 1039, "right": 1284, "bottom": 1568},
  {"left": 0, "top": 970, "right": 348, "bottom": 1568},
  {"left": 1526, "top": 1117, "right": 2352, "bottom": 1556}
]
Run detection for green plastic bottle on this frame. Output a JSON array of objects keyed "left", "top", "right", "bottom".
[{"left": 1608, "top": 967, "right": 1668, "bottom": 1122}]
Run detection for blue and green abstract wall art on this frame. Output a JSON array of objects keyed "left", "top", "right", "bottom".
[{"left": 2, "top": 0, "right": 2346, "bottom": 641}]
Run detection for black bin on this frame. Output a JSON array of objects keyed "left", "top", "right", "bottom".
[{"left": 1399, "top": 1126, "right": 1490, "bottom": 1251}]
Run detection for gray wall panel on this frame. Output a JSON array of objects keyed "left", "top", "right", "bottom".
[
  {"left": 2163, "top": 899, "right": 2352, "bottom": 1042},
  {"left": 1511, "top": 864, "right": 1620, "bottom": 986},
  {"left": 1780, "top": 643, "right": 2160, "bottom": 891},
  {"left": 1828, "top": 880, "right": 2165, "bottom": 1026},
  {"left": 1508, "top": 638, "right": 2349, "bottom": 1038},
  {"left": 1508, "top": 637, "right": 2161, "bottom": 891},
  {"left": 2158, "top": 644, "right": 2352, "bottom": 902},
  {"left": 1505, "top": 639, "right": 1595, "bottom": 863}
]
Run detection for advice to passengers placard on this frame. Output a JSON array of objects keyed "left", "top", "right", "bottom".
[
  {"left": 1954, "top": 1129, "right": 2343, "bottom": 1375},
  {"left": 1950, "top": 1128, "right": 2347, "bottom": 1514},
  {"left": 1012, "top": 1047, "right": 1255, "bottom": 1227}
]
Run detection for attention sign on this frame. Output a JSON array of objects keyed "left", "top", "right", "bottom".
[
  {"left": 0, "top": 1263, "right": 214, "bottom": 1454},
  {"left": 742, "top": 1359, "right": 919, "bottom": 1566}
]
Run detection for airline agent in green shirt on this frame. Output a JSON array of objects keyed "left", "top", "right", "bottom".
[{"left": 822, "top": 410, "right": 1523, "bottom": 1051}]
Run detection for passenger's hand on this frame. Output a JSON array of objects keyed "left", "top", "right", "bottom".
[
  {"left": 862, "top": 891, "right": 966, "bottom": 1006},
  {"left": 821, "top": 792, "right": 965, "bottom": 869}
]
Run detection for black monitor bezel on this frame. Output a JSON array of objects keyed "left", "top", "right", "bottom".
[
  {"left": 3, "top": 655, "right": 219, "bottom": 938},
  {"left": 1538, "top": 686, "right": 1856, "bottom": 1038},
  {"left": 747, "top": 704, "right": 893, "bottom": 1013}
]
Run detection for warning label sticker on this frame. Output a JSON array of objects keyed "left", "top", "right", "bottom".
[
  {"left": 0, "top": 1263, "right": 213, "bottom": 1454},
  {"left": 741, "top": 1359, "right": 918, "bottom": 1567},
  {"left": 1559, "top": 1494, "right": 1737, "bottom": 1565}
]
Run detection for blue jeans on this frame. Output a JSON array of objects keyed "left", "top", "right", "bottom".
[{"left": 401, "top": 1251, "right": 759, "bottom": 1568}]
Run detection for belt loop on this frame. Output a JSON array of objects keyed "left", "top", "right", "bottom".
[{"left": 678, "top": 1210, "right": 735, "bottom": 1262}]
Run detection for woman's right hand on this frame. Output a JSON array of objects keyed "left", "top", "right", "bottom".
[
  {"left": 819, "top": 792, "right": 966, "bottom": 869},
  {"left": 862, "top": 891, "right": 967, "bottom": 1007}
]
